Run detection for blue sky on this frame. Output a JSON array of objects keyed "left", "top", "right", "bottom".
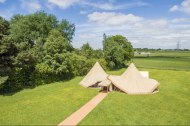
[{"left": 0, "top": 0, "right": 190, "bottom": 49}]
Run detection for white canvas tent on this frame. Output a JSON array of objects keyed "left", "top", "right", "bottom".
[
  {"left": 80, "top": 62, "right": 159, "bottom": 94},
  {"left": 98, "top": 79, "right": 112, "bottom": 87},
  {"left": 80, "top": 62, "right": 108, "bottom": 88},
  {"left": 108, "top": 63, "right": 159, "bottom": 94},
  {"left": 139, "top": 71, "right": 149, "bottom": 78}
]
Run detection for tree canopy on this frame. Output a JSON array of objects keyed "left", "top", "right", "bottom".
[
  {"left": 103, "top": 35, "right": 134, "bottom": 69},
  {"left": 0, "top": 12, "right": 134, "bottom": 94}
]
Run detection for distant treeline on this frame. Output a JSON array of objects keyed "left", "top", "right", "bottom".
[
  {"left": 0, "top": 12, "right": 134, "bottom": 93},
  {"left": 135, "top": 48, "right": 190, "bottom": 52}
]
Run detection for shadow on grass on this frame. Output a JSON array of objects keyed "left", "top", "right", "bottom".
[
  {"left": 0, "top": 85, "right": 36, "bottom": 96},
  {"left": 0, "top": 76, "right": 75, "bottom": 96}
]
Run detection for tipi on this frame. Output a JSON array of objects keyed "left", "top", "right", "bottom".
[
  {"left": 80, "top": 62, "right": 108, "bottom": 87},
  {"left": 80, "top": 62, "right": 159, "bottom": 94},
  {"left": 108, "top": 63, "right": 159, "bottom": 94}
]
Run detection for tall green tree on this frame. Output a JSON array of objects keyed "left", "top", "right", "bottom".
[
  {"left": 111, "top": 35, "right": 134, "bottom": 60},
  {"left": 57, "top": 19, "right": 75, "bottom": 42},
  {"left": 0, "top": 17, "right": 11, "bottom": 74},
  {"left": 0, "top": 17, "right": 18, "bottom": 92},
  {"left": 102, "top": 33, "right": 107, "bottom": 51},
  {"left": 103, "top": 35, "right": 134, "bottom": 69},
  {"left": 0, "top": 17, "right": 17, "bottom": 76},
  {"left": 9, "top": 12, "right": 59, "bottom": 69},
  {"left": 0, "top": 16, "right": 9, "bottom": 39},
  {"left": 80, "top": 43, "right": 93, "bottom": 58},
  {"left": 43, "top": 29, "right": 72, "bottom": 55},
  {"left": 93, "top": 49, "right": 104, "bottom": 59},
  {"left": 10, "top": 12, "right": 58, "bottom": 45},
  {"left": 36, "top": 29, "right": 73, "bottom": 82},
  {"left": 1, "top": 12, "right": 76, "bottom": 93}
]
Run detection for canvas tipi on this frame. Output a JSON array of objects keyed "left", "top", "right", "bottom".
[
  {"left": 80, "top": 62, "right": 108, "bottom": 88},
  {"left": 108, "top": 63, "right": 159, "bottom": 94}
]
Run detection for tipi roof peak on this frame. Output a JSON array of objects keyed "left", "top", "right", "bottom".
[{"left": 79, "top": 62, "right": 108, "bottom": 87}]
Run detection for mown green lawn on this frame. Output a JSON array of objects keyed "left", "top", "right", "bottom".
[
  {"left": 0, "top": 77, "right": 98, "bottom": 125},
  {"left": 0, "top": 53, "right": 190, "bottom": 125},
  {"left": 80, "top": 69, "right": 190, "bottom": 125}
]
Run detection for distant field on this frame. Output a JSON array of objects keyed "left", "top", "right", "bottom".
[
  {"left": 135, "top": 51, "right": 190, "bottom": 58},
  {"left": 133, "top": 57, "right": 190, "bottom": 71},
  {"left": 80, "top": 69, "right": 190, "bottom": 125},
  {"left": 133, "top": 51, "right": 190, "bottom": 71}
]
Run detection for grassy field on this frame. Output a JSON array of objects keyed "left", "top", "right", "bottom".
[
  {"left": 80, "top": 51, "right": 190, "bottom": 125},
  {"left": 133, "top": 57, "right": 190, "bottom": 71},
  {"left": 0, "top": 51, "right": 190, "bottom": 125},
  {"left": 0, "top": 77, "right": 98, "bottom": 125},
  {"left": 80, "top": 69, "right": 190, "bottom": 125},
  {"left": 134, "top": 51, "right": 190, "bottom": 71}
]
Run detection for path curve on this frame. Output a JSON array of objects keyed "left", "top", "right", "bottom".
[{"left": 58, "top": 92, "right": 107, "bottom": 126}]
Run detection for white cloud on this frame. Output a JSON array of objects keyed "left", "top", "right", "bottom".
[
  {"left": 83, "top": 2, "right": 120, "bottom": 10},
  {"left": 0, "top": 11, "right": 13, "bottom": 19},
  {"left": 20, "top": 0, "right": 41, "bottom": 13},
  {"left": 80, "top": 10, "right": 88, "bottom": 15},
  {"left": 48, "top": 0, "right": 83, "bottom": 9},
  {"left": 0, "top": 5, "right": 15, "bottom": 19},
  {"left": 73, "top": 12, "right": 190, "bottom": 49},
  {"left": 78, "top": 33, "right": 97, "bottom": 39},
  {"left": 169, "top": 0, "right": 190, "bottom": 14},
  {"left": 0, "top": 0, "right": 6, "bottom": 3},
  {"left": 153, "top": 33, "right": 190, "bottom": 39},
  {"left": 171, "top": 18, "right": 190, "bottom": 23},
  {"left": 88, "top": 12, "right": 143, "bottom": 26},
  {"left": 46, "top": 0, "right": 149, "bottom": 11},
  {"left": 169, "top": 5, "right": 179, "bottom": 12},
  {"left": 82, "top": 1, "right": 149, "bottom": 11},
  {"left": 149, "top": 19, "right": 168, "bottom": 27}
]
